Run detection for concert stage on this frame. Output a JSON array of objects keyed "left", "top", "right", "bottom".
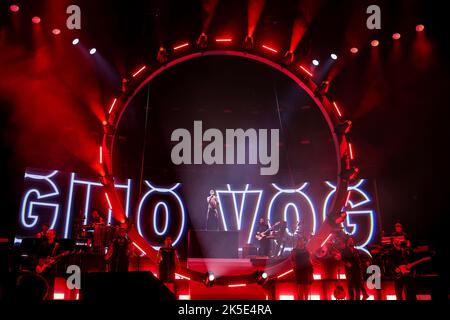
[{"left": 0, "top": 0, "right": 449, "bottom": 309}]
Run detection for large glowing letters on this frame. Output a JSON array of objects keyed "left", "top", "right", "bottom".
[
  {"left": 20, "top": 170, "right": 60, "bottom": 229},
  {"left": 267, "top": 183, "right": 317, "bottom": 236},
  {"left": 323, "top": 179, "right": 375, "bottom": 254},
  {"left": 136, "top": 181, "right": 186, "bottom": 249},
  {"left": 215, "top": 184, "right": 263, "bottom": 244},
  {"left": 63, "top": 173, "right": 132, "bottom": 238}
]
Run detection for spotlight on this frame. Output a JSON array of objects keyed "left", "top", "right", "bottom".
[
  {"left": 204, "top": 272, "right": 215, "bottom": 287},
  {"left": 312, "top": 59, "right": 320, "bottom": 66},
  {"left": 243, "top": 35, "right": 254, "bottom": 50},
  {"left": 350, "top": 47, "right": 359, "bottom": 54},
  {"left": 392, "top": 33, "right": 401, "bottom": 40},
  {"left": 196, "top": 32, "right": 208, "bottom": 49},
  {"left": 283, "top": 51, "right": 295, "bottom": 65},
  {"left": 32, "top": 17, "right": 41, "bottom": 24},
  {"left": 10, "top": 5, "right": 20, "bottom": 12},
  {"left": 416, "top": 24, "right": 425, "bottom": 32},
  {"left": 371, "top": 40, "right": 379, "bottom": 47},
  {"left": 72, "top": 38, "right": 80, "bottom": 45},
  {"left": 52, "top": 29, "right": 61, "bottom": 35},
  {"left": 255, "top": 271, "right": 268, "bottom": 285},
  {"left": 340, "top": 167, "right": 359, "bottom": 181},
  {"left": 331, "top": 53, "right": 338, "bottom": 60},
  {"left": 156, "top": 47, "right": 168, "bottom": 64},
  {"left": 314, "top": 80, "right": 330, "bottom": 98},
  {"left": 89, "top": 48, "right": 97, "bottom": 55}
]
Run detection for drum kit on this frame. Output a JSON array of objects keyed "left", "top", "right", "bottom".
[{"left": 80, "top": 223, "right": 118, "bottom": 252}]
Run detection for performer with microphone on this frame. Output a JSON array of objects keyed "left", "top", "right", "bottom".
[{"left": 206, "top": 189, "right": 220, "bottom": 230}]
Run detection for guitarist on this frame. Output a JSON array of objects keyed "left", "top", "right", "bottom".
[
  {"left": 256, "top": 218, "right": 271, "bottom": 257},
  {"left": 390, "top": 238, "right": 417, "bottom": 300},
  {"left": 36, "top": 229, "right": 60, "bottom": 299}
]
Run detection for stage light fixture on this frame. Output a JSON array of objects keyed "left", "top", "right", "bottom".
[
  {"left": 392, "top": 33, "right": 401, "bottom": 40},
  {"left": 416, "top": 24, "right": 425, "bottom": 32},
  {"left": 283, "top": 51, "right": 295, "bottom": 65},
  {"left": 243, "top": 35, "right": 254, "bottom": 50},
  {"left": 331, "top": 53, "right": 338, "bottom": 60},
  {"left": 156, "top": 47, "right": 168, "bottom": 63},
  {"left": 89, "top": 48, "right": 97, "bottom": 55},
  {"left": 314, "top": 80, "right": 330, "bottom": 98},
  {"left": 32, "top": 17, "right": 41, "bottom": 24},
  {"left": 196, "top": 32, "right": 208, "bottom": 49},
  {"left": 371, "top": 40, "right": 379, "bottom": 47},
  {"left": 350, "top": 47, "right": 359, "bottom": 54},
  {"left": 52, "top": 29, "right": 61, "bottom": 35},
  {"left": 204, "top": 272, "right": 215, "bottom": 287},
  {"left": 312, "top": 59, "right": 320, "bottom": 66},
  {"left": 72, "top": 38, "right": 80, "bottom": 45},
  {"left": 255, "top": 271, "right": 268, "bottom": 285},
  {"left": 10, "top": 5, "right": 20, "bottom": 12},
  {"left": 334, "top": 120, "right": 352, "bottom": 135}
]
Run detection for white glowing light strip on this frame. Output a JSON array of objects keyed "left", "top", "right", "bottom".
[
  {"left": 175, "top": 273, "right": 191, "bottom": 280},
  {"left": 313, "top": 274, "right": 321, "bottom": 280},
  {"left": 152, "top": 202, "right": 169, "bottom": 236},
  {"left": 228, "top": 284, "right": 247, "bottom": 288},
  {"left": 320, "top": 233, "right": 333, "bottom": 248},
  {"left": 108, "top": 98, "right": 117, "bottom": 114},
  {"left": 132, "top": 65, "right": 146, "bottom": 78},
  {"left": 179, "top": 295, "right": 191, "bottom": 300},
  {"left": 136, "top": 182, "right": 186, "bottom": 249},
  {"left": 104, "top": 192, "right": 113, "bottom": 210},
  {"left": 132, "top": 242, "right": 147, "bottom": 257},
  {"left": 279, "top": 295, "right": 294, "bottom": 300},
  {"left": 277, "top": 269, "right": 293, "bottom": 279}
]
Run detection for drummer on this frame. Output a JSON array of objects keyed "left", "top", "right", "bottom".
[{"left": 91, "top": 209, "right": 105, "bottom": 225}]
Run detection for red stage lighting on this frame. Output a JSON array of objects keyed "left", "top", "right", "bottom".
[
  {"left": 10, "top": 5, "right": 20, "bottom": 12},
  {"left": 104, "top": 192, "right": 113, "bottom": 210},
  {"left": 99, "top": 146, "right": 103, "bottom": 164},
  {"left": 215, "top": 38, "right": 232, "bottom": 43},
  {"left": 108, "top": 98, "right": 117, "bottom": 114},
  {"left": 132, "top": 65, "right": 146, "bottom": 78},
  {"left": 52, "top": 29, "right": 61, "bottom": 35},
  {"left": 371, "top": 40, "right": 379, "bottom": 47},
  {"left": 349, "top": 143, "right": 354, "bottom": 160},
  {"left": 262, "top": 45, "right": 278, "bottom": 53},
  {"left": 392, "top": 33, "right": 401, "bottom": 40},
  {"left": 350, "top": 47, "right": 359, "bottom": 54},
  {"left": 173, "top": 42, "right": 189, "bottom": 51},
  {"left": 175, "top": 273, "right": 191, "bottom": 281},
  {"left": 32, "top": 17, "right": 41, "bottom": 24},
  {"left": 416, "top": 24, "right": 425, "bottom": 32},
  {"left": 333, "top": 101, "right": 343, "bottom": 117},
  {"left": 299, "top": 65, "right": 313, "bottom": 77}
]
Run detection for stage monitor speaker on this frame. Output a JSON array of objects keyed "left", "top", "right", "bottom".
[
  {"left": 188, "top": 230, "right": 239, "bottom": 258},
  {"left": 80, "top": 272, "right": 176, "bottom": 302}
]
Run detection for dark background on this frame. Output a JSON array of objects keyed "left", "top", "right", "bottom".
[{"left": 0, "top": 0, "right": 449, "bottom": 278}]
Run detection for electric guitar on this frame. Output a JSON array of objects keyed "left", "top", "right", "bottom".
[
  {"left": 394, "top": 256, "right": 432, "bottom": 278},
  {"left": 255, "top": 222, "right": 280, "bottom": 240},
  {"left": 36, "top": 251, "right": 70, "bottom": 274}
]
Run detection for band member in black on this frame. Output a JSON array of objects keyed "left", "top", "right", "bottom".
[
  {"left": 339, "top": 237, "right": 363, "bottom": 300},
  {"left": 91, "top": 209, "right": 105, "bottom": 224},
  {"left": 292, "top": 236, "right": 314, "bottom": 300},
  {"left": 157, "top": 237, "right": 179, "bottom": 283},
  {"left": 36, "top": 229, "right": 60, "bottom": 299},
  {"left": 105, "top": 227, "right": 130, "bottom": 272},
  {"left": 36, "top": 223, "right": 49, "bottom": 240},
  {"left": 390, "top": 238, "right": 416, "bottom": 300},
  {"left": 273, "top": 221, "right": 288, "bottom": 257},
  {"left": 391, "top": 222, "right": 410, "bottom": 248},
  {"left": 256, "top": 218, "right": 271, "bottom": 257},
  {"left": 206, "top": 189, "right": 220, "bottom": 230}
]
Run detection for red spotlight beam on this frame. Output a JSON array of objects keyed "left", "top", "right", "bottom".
[{"left": 247, "top": 0, "right": 266, "bottom": 37}]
